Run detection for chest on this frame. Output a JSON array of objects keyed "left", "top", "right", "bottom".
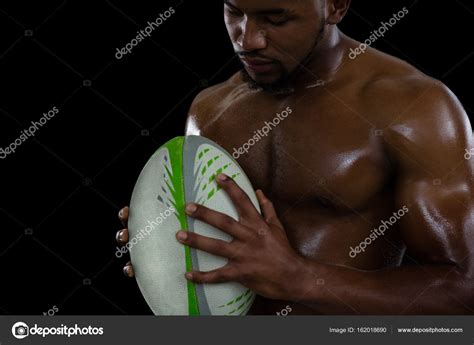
[{"left": 200, "top": 91, "right": 391, "bottom": 212}]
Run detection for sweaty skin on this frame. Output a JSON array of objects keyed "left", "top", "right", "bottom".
[{"left": 117, "top": 0, "right": 474, "bottom": 314}]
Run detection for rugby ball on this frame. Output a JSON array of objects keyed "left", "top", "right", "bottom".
[{"left": 128, "top": 135, "right": 259, "bottom": 315}]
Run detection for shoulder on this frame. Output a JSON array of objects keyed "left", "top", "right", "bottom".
[
  {"left": 355, "top": 47, "right": 471, "bottom": 173},
  {"left": 358, "top": 50, "right": 470, "bottom": 146},
  {"left": 378, "top": 76, "right": 470, "bottom": 153},
  {"left": 189, "top": 72, "right": 243, "bottom": 115},
  {"left": 185, "top": 72, "right": 245, "bottom": 135},
  {"left": 185, "top": 72, "right": 244, "bottom": 135}
]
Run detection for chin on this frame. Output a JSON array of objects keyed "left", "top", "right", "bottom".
[
  {"left": 251, "top": 74, "right": 279, "bottom": 85},
  {"left": 243, "top": 69, "right": 279, "bottom": 86},
  {"left": 240, "top": 69, "right": 294, "bottom": 95}
]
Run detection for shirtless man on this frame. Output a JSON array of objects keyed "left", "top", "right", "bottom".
[{"left": 116, "top": 0, "right": 474, "bottom": 314}]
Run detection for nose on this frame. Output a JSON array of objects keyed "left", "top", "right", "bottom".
[{"left": 236, "top": 17, "right": 267, "bottom": 52}]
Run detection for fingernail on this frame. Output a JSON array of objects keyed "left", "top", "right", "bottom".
[
  {"left": 177, "top": 231, "right": 187, "bottom": 241},
  {"left": 217, "top": 173, "right": 228, "bottom": 181},
  {"left": 118, "top": 230, "right": 124, "bottom": 241},
  {"left": 123, "top": 266, "right": 131, "bottom": 277},
  {"left": 185, "top": 272, "right": 193, "bottom": 280},
  {"left": 185, "top": 203, "right": 197, "bottom": 214},
  {"left": 118, "top": 209, "right": 123, "bottom": 217}
]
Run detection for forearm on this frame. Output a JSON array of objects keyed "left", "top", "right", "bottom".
[{"left": 292, "top": 260, "right": 474, "bottom": 314}]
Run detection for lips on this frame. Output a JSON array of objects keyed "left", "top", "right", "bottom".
[{"left": 241, "top": 57, "right": 275, "bottom": 73}]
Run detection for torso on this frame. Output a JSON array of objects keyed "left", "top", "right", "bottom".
[{"left": 186, "top": 46, "right": 429, "bottom": 314}]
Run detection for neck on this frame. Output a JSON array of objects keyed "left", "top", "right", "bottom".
[{"left": 289, "top": 26, "right": 347, "bottom": 87}]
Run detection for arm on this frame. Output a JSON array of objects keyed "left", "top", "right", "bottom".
[{"left": 294, "top": 83, "right": 474, "bottom": 314}]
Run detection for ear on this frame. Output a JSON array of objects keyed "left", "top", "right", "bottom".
[{"left": 326, "top": 0, "right": 351, "bottom": 25}]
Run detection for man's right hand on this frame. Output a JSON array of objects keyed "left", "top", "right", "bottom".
[{"left": 116, "top": 206, "right": 135, "bottom": 278}]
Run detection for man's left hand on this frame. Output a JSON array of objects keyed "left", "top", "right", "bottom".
[{"left": 176, "top": 173, "right": 309, "bottom": 301}]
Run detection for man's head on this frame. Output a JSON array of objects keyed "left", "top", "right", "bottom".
[{"left": 224, "top": 0, "right": 350, "bottom": 91}]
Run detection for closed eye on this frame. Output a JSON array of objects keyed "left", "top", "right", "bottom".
[
  {"left": 265, "top": 17, "right": 289, "bottom": 26},
  {"left": 263, "top": 13, "right": 292, "bottom": 26}
]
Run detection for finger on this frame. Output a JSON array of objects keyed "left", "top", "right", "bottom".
[
  {"left": 176, "top": 230, "right": 232, "bottom": 258},
  {"left": 185, "top": 266, "right": 235, "bottom": 284},
  {"left": 185, "top": 203, "right": 248, "bottom": 239},
  {"left": 116, "top": 228, "right": 129, "bottom": 246},
  {"left": 215, "top": 174, "right": 261, "bottom": 220},
  {"left": 256, "top": 190, "right": 284, "bottom": 230},
  {"left": 118, "top": 207, "right": 129, "bottom": 227},
  {"left": 123, "top": 261, "right": 134, "bottom": 277}
]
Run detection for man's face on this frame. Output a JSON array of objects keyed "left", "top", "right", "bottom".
[{"left": 224, "top": 0, "right": 326, "bottom": 87}]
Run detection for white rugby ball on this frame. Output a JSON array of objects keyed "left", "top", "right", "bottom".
[{"left": 128, "top": 135, "right": 259, "bottom": 315}]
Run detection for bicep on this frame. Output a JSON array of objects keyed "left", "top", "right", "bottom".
[
  {"left": 395, "top": 177, "right": 474, "bottom": 267},
  {"left": 386, "top": 84, "right": 474, "bottom": 271}
]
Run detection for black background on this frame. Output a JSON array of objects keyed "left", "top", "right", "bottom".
[{"left": 0, "top": 0, "right": 472, "bottom": 315}]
